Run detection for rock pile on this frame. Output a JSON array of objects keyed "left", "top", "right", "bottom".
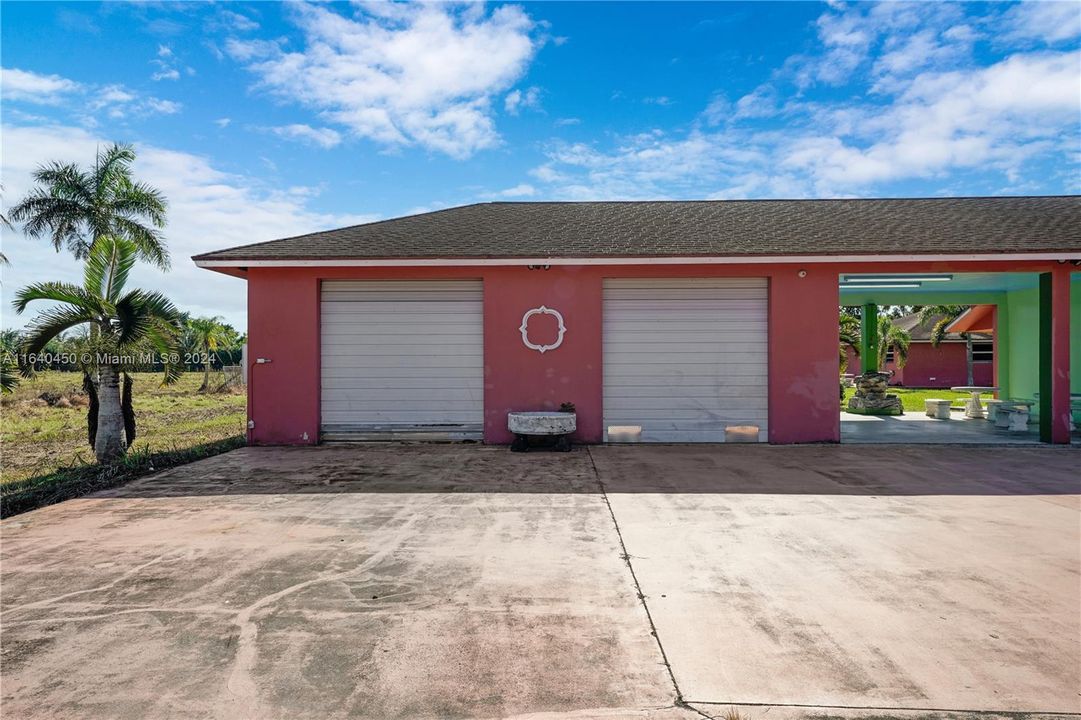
[{"left": 846, "top": 372, "right": 903, "bottom": 415}]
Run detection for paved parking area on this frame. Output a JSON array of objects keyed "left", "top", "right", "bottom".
[{"left": 2, "top": 444, "right": 1079, "bottom": 719}]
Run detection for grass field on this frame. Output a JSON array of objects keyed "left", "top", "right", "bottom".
[
  {"left": 843, "top": 386, "right": 971, "bottom": 412},
  {"left": 2, "top": 371, "right": 246, "bottom": 486}
]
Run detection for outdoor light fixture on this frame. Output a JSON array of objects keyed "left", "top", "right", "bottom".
[
  {"left": 840, "top": 274, "right": 953, "bottom": 283},
  {"left": 841, "top": 283, "right": 923, "bottom": 289}
]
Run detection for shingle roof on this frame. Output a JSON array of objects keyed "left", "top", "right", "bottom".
[
  {"left": 892, "top": 313, "right": 990, "bottom": 343},
  {"left": 193, "top": 196, "right": 1081, "bottom": 262}
]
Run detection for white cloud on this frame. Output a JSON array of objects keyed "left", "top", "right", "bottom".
[
  {"left": 215, "top": 117, "right": 231, "bottom": 128},
  {"left": 700, "top": 94, "right": 730, "bottom": 126},
  {"left": 224, "top": 10, "right": 259, "bottom": 33},
  {"left": 554, "top": 117, "right": 581, "bottom": 127},
  {"left": 268, "top": 123, "right": 343, "bottom": 149},
  {"left": 504, "top": 86, "right": 541, "bottom": 115},
  {"left": 151, "top": 44, "right": 183, "bottom": 82},
  {"left": 526, "top": 45, "right": 1079, "bottom": 199},
  {"left": 3, "top": 66, "right": 181, "bottom": 121},
  {"left": 227, "top": 3, "right": 540, "bottom": 158},
  {"left": 1, "top": 124, "right": 375, "bottom": 330},
  {"left": 206, "top": 9, "right": 260, "bottom": 34},
  {"left": 1001, "top": 1, "right": 1081, "bottom": 44},
  {"left": 733, "top": 84, "right": 779, "bottom": 119},
  {"left": 151, "top": 68, "right": 181, "bottom": 82},
  {"left": 144, "top": 98, "right": 182, "bottom": 115},
  {"left": 484, "top": 183, "right": 536, "bottom": 199},
  {"left": 788, "top": 2, "right": 970, "bottom": 88},
  {"left": 520, "top": 3, "right": 1080, "bottom": 200},
  {"left": 643, "top": 96, "right": 673, "bottom": 106},
  {"left": 88, "top": 84, "right": 181, "bottom": 119},
  {"left": 1, "top": 67, "right": 81, "bottom": 104},
  {"left": 529, "top": 132, "right": 771, "bottom": 200},
  {"left": 784, "top": 50, "right": 1081, "bottom": 187}
]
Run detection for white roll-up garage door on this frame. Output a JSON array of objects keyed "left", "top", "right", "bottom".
[
  {"left": 603, "top": 278, "right": 768, "bottom": 442},
  {"left": 320, "top": 280, "right": 484, "bottom": 440}
]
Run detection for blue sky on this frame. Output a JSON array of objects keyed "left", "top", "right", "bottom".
[{"left": 2, "top": 1, "right": 1079, "bottom": 329}]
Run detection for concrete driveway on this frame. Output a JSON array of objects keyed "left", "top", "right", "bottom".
[{"left": 2, "top": 445, "right": 1078, "bottom": 719}]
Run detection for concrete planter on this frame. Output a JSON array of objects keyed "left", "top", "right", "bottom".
[
  {"left": 508, "top": 412, "right": 576, "bottom": 452},
  {"left": 507, "top": 411, "right": 577, "bottom": 436}
]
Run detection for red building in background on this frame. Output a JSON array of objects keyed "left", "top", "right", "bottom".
[{"left": 845, "top": 313, "right": 994, "bottom": 388}]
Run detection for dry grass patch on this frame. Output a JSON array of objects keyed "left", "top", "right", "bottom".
[{"left": 2, "top": 371, "right": 246, "bottom": 485}]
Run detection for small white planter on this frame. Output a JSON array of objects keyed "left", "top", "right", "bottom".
[
  {"left": 508, "top": 411, "right": 576, "bottom": 452},
  {"left": 507, "top": 411, "right": 577, "bottom": 436}
]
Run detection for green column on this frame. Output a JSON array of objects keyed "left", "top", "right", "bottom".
[
  {"left": 995, "top": 300, "right": 1009, "bottom": 400},
  {"left": 1039, "top": 273, "right": 1052, "bottom": 442},
  {"left": 861, "top": 303, "right": 878, "bottom": 373}
]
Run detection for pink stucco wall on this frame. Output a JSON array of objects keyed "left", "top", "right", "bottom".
[
  {"left": 246, "top": 268, "right": 320, "bottom": 446},
  {"left": 236, "top": 259, "right": 1069, "bottom": 446},
  {"left": 483, "top": 267, "right": 603, "bottom": 444},
  {"left": 767, "top": 269, "right": 841, "bottom": 443},
  {"left": 848, "top": 343, "right": 993, "bottom": 388},
  {"left": 1050, "top": 266, "right": 1073, "bottom": 444}
]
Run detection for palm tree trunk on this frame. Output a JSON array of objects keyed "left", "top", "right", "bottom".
[
  {"left": 94, "top": 363, "right": 127, "bottom": 462},
  {"left": 965, "top": 336, "right": 974, "bottom": 385},
  {"left": 201, "top": 353, "right": 210, "bottom": 391}
]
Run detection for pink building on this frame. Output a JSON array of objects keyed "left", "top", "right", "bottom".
[
  {"left": 195, "top": 197, "right": 1079, "bottom": 446},
  {"left": 845, "top": 313, "right": 994, "bottom": 388}
]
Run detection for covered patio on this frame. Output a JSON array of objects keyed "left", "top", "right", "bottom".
[{"left": 837, "top": 267, "right": 1080, "bottom": 445}]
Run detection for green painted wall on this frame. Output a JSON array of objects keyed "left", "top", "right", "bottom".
[
  {"left": 1003, "top": 276, "right": 1081, "bottom": 400},
  {"left": 842, "top": 275, "right": 1079, "bottom": 403},
  {"left": 1004, "top": 287, "right": 1039, "bottom": 400},
  {"left": 1072, "top": 274, "right": 1081, "bottom": 394}
]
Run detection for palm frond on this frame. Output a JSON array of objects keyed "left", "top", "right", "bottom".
[
  {"left": 113, "top": 289, "right": 182, "bottom": 345},
  {"left": 0, "top": 357, "right": 19, "bottom": 393},
  {"left": 12, "top": 281, "right": 102, "bottom": 315},
  {"left": 145, "top": 318, "right": 183, "bottom": 385},
  {"left": 111, "top": 177, "right": 167, "bottom": 228},
  {"left": 30, "top": 161, "right": 94, "bottom": 205},
  {"left": 877, "top": 316, "right": 911, "bottom": 370},
  {"left": 19, "top": 306, "right": 95, "bottom": 356},
  {"left": 8, "top": 192, "right": 89, "bottom": 251},
  {"left": 12, "top": 145, "right": 169, "bottom": 267},
  {"left": 112, "top": 294, "right": 154, "bottom": 346},
  {"left": 82, "top": 237, "right": 110, "bottom": 297},
  {"left": 84, "top": 236, "right": 137, "bottom": 300},
  {"left": 930, "top": 317, "right": 953, "bottom": 347},
  {"left": 916, "top": 304, "right": 968, "bottom": 348},
  {"left": 93, "top": 143, "right": 137, "bottom": 201},
  {"left": 111, "top": 215, "right": 170, "bottom": 269}
]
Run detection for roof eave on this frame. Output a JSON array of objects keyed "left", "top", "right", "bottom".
[{"left": 193, "top": 251, "right": 1081, "bottom": 268}]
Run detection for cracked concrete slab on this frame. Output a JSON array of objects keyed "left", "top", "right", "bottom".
[
  {"left": 1, "top": 446, "right": 682, "bottom": 720},
  {"left": 2, "top": 444, "right": 1079, "bottom": 719},
  {"left": 593, "top": 445, "right": 1081, "bottom": 714}
]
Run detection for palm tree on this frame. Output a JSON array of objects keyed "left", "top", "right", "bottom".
[
  {"left": 839, "top": 312, "right": 861, "bottom": 373},
  {"left": 1, "top": 184, "right": 12, "bottom": 267},
  {"left": 876, "top": 315, "right": 911, "bottom": 372},
  {"left": 916, "top": 304, "right": 973, "bottom": 384},
  {"left": 0, "top": 329, "right": 19, "bottom": 393},
  {"left": 185, "top": 316, "right": 230, "bottom": 391},
  {"left": 9, "top": 143, "right": 169, "bottom": 269},
  {"left": 13, "top": 236, "right": 183, "bottom": 462},
  {"left": 916, "top": 305, "right": 969, "bottom": 346}
]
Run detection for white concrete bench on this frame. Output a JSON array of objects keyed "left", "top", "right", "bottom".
[
  {"left": 995, "top": 400, "right": 1035, "bottom": 431},
  {"left": 924, "top": 399, "right": 952, "bottom": 420},
  {"left": 983, "top": 398, "right": 1003, "bottom": 423}
]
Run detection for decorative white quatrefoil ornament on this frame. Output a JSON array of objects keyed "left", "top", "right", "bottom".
[{"left": 519, "top": 305, "right": 567, "bottom": 354}]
